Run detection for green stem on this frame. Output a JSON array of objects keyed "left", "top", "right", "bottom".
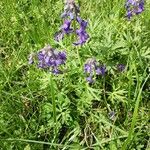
[
  {"left": 76, "top": 46, "right": 81, "bottom": 64},
  {"left": 78, "top": 0, "right": 81, "bottom": 5},
  {"left": 50, "top": 75, "right": 56, "bottom": 124},
  {"left": 103, "top": 77, "right": 110, "bottom": 111}
]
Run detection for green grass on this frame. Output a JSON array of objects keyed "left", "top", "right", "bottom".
[{"left": 0, "top": 0, "right": 150, "bottom": 149}]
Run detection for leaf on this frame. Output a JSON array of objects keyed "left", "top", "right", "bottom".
[
  {"left": 111, "top": 41, "right": 126, "bottom": 50},
  {"left": 141, "top": 48, "right": 150, "bottom": 59},
  {"left": 24, "top": 145, "right": 31, "bottom": 150},
  {"left": 107, "top": 89, "right": 128, "bottom": 103}
]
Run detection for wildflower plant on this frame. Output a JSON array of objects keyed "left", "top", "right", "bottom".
[
  {"left": 125, "top": 0, "right": 144, "bottom": 19},
  {"left": 55, "top": 0, "right": 89, "bottom": 45},
  {"left": 84, "top": 58, "right": 106, "bottom": 83},
  {"left": 2, "top": 0, "right": 148, "bottom": 149},
  {"left": 29, "top": 44, "right": 67, "bottom": 75},
  {"left": 29, "top": 44, "right": 67, "bottom": 129}
]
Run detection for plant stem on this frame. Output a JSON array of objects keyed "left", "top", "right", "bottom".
[
  {"left": 50, "top": 75, "right": 57, "bottom": 125},
  {"left": 103, "top": 77, "right": 110, "bottom": 111}
]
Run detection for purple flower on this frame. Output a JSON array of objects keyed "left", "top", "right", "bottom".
[
  {"left": 86, "top": 76, "right": 94, "bottom": 83},
  {"left": 74, "top": 17, "right": 89, "bottom": 45},
  {"left": 125, "top": 0, "right": 144, "bottom": 19},
  {"left": 135, "top": 1, "right": 144, "bottom": 14},
  {"left": 76, "top": 17, "right": 88, "bottom": 30},
  {"left": 29, "top": 45, "right": 67, "bottom": 75},
  {"left": 117, "top": 64, "right": 125, "bottom": 72},
  {"left": 54, "top": 20, "right": 73, "bottom": 42},
  {"left": 58, "top": 51, "right": 67, "bottom": 62},
  {"left": 84, "top": 59, "right": 106, "bottom": 83},
  {"left": 96, "top": 65, "right": 106, "bottom": 76},
  {"left": 84, "top": 59, "right": 96, "bottom": 73},
  {"left": 55, "top": 1, "right": 89, "bottom": 45},
  {"left": 69, "top": 12, "right": 74, "bottom": 20},
  {"left": 74, "top": 31, "right": 89, "bottom": 45},
  {"left": 84, "top": 64, "right": 93, "bottom": 74},
  {"left": 61, "top": 0, "right": 80, "bottom": 20},
  {"left": 61, "top": 20, "right": 73, "bottom": 34}
]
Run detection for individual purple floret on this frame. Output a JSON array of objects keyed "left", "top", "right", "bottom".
[
  {"left": 62, "top": 20, "right": 74, "bottom": 34},
  {"left": 125, "top": 0, "right": 144, "bottom": 19},
  {"left": 76, "top": 17, "right": 88, "bottom": 30},
  {"left": 117, "top": 64, "right": 125, "bottom": 72},
  {"left": 54, "top": 20, "right": 74, "bottom": 42},
  {"left": 73, "top": 31, "right": 89, "bottom": 45},
  {"left": 86, "top": 76, "right": 94, "bottom": 83},
  {"left": 96, "top": 65, "right": 106, "bottom": 76},
  {"left": 54, "top": 20, "right": 73, "bottom": 42},
  {"left": 84, "top": 59, "right": 106, "bottom": 83},
  {"left": 29, "top": 45, "right": 67, "bottom": 75}
]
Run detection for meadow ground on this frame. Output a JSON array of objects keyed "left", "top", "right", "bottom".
[{"left": 0, "top": 0, "right": 150, "bottom": 149}]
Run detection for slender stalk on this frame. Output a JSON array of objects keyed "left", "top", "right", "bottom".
[
  {"left": 78, "top": 0, "right": 82, "bottom": 5},
  {"left": 76, "top": 46, "right": 81, "bottom": 65},
  {"left": 103, "top": 77, "right": 110, "bottom": 111},
  {"left": 50, "top": 75, "right": 57, "bottom": 125}
]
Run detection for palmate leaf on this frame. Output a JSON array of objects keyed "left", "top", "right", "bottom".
[
  {"left": 141, "top": 48, "right": 150, "bottom": 59},
  {"left": 107, "top": 89, "right": 127, "bottom": 104}
]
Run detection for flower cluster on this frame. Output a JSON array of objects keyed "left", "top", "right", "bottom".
[
  {"left": 55, "top": 0, "right": 89, "bottom": 45},
  {"left": 84, "top": 59, "right": 106, "bottom": 83},
  {"left": 73, "top": 17, "right": 89, "bottom": 45},
  {"left": 61, "top": 0, "right": 80, "bottom": 19},
  {"left": 125, "top": 0, "right": 144, "bottom": 19},
  {"left": 54, "top": 20, "right": 73, "bottom": 42},
  {"left": 29, "top": 45, "right": 67, "bottom": 75}
]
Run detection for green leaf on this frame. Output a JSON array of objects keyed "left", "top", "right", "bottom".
[{"left": 24, "top": 145, "right": 31, "bottom": 150}]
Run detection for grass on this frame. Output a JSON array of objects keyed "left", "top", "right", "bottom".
[{"left": 0, "top": 0, "right": 150, "bottom": 149}]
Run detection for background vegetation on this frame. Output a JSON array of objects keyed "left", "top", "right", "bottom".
[{"left": 0, "top": 0, "right": 150, "bottom": 149}]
